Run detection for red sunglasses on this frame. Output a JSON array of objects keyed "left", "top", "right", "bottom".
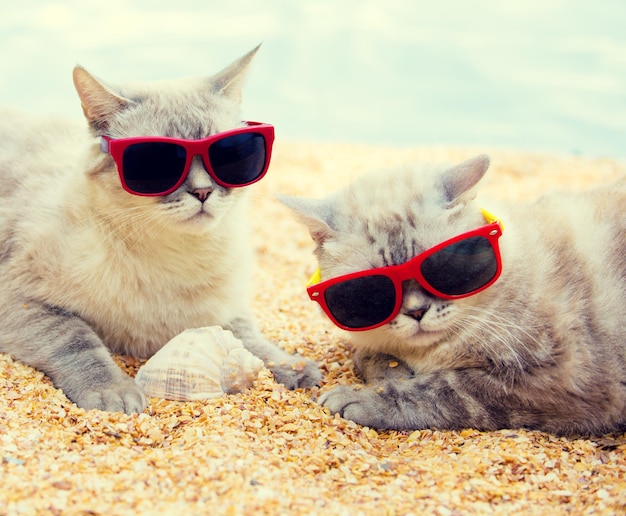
[
  {"left": 100, "top": 121, "right": 275, "bottom": 196},
  {"left": 307, "top": 212, "right": 504, "bottom": 331}
]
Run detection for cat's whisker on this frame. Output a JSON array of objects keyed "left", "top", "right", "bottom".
[
  {"left": 455, "top": 307, "right": 554, "bottom": 375},
  {"left": 73, "top": 203, "right": 167, "bottom": 250},
  {"left": 451, "top": 311, "right": 529, "bottom": 371},
  {"left": 462, "top": 305, "right": 551, "bottom": 365},
  {"left": 448, "top": 323, "right": 525, "bottom": 393},
  {"left": 458, "top": 310, "right": 529, "bottom": 351}
]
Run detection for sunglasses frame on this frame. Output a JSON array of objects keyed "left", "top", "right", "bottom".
[
  {"left": 307, "top": 220, "right": 504, "bottom": 331},
  {"left": 100, "top": 121, "right": 275, "bottom": 196}
]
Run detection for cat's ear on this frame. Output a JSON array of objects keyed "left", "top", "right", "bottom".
[
  {"left": 73, "top": 66, "right": 132, "bottom": 130},
  {"left": 440, "top": 154, "right": 490, "bottom": 202},
  {"left": 210, "top": 44, "right": 261, "bottom": 103},
  {"left": 277, "top": 195, "right": 336, "bottom": 245}
]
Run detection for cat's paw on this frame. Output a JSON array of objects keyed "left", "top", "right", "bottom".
[
  {"left": 318, "top": 385, "right": 387, "bottom": 428},
  {"left": 73, "top": 377, "right": 147, "bottom": 414},
  {"left": 269, "top": 356, "right": 322, "bottom": 389}
]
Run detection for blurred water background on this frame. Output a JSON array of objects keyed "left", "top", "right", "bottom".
[{"left": 1, "top": 0, "right": 624, "bottom": 159}]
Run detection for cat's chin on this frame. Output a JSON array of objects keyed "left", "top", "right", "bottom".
[
  {"left": 397, "top": 327, "right": 448, "bottom": 348},
  {"left": 173, "top": 194, "right": 242, "bottom": 230},
  {"left": 382, "top": 314, "right": 452, "bottom": 347},
  {"left": 188, "top": 210, "right": 214, "bottom": 222},
  {"left": 177, "top": 211, "right": 217, "bottom": 231},
  {"left": 358, "top": 324, "right": 447, "bottom": 351},
  {"left": 171, "top": 201, "right": 222, "bottom": 224}
]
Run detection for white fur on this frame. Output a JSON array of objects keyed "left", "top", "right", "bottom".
[{"left": 0, "top": 46, "right": 321, "bottom": 413}]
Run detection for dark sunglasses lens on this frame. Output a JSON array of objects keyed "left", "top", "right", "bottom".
[
  {"left": 208, "top": 133, "right": 266, "bottom": 186},
  {"left": 122, "top": 142, "right": 187, "bottom": 194},
  {"left": 324, "top": 275, "right": 396, "bottom": 329},
  {"left": 420, "top": 236, "right": 497, "bottom": 295}
]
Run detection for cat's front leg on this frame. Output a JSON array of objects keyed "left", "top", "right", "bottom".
[
  {"left": 319, "top": 372, "right": 496, "bottom": 431},
  {"left": 353, "top": 349, "right": 414, "bottom": 383},
  {"left": 227, "top": 317, "right": 321, "bottom": 389},
  {"left": 0, "top": 302, "right": 146, "bottom": 413}
]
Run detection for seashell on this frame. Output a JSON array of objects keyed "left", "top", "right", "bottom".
[{"left": 135, "top": 326, "right": 264, "bottom": 401}]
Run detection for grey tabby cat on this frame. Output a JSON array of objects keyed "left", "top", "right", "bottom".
[
  {"left": 281, "top": 155, "right": 626, "bottom": 435},
  {"left": 0, "top": 46, "right": 320, "bottom": 413}
]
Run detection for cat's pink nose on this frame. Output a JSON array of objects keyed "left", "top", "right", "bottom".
[
  {"left": 192, "top": 187, "right": 213, "bottom": 202},
  {"left": 405, "top": 305, "right": 430, "bottom": 322}
]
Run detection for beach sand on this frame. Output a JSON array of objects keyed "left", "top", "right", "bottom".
[{"left": 1, "top": 143, "right": 624, "bottom": 515}]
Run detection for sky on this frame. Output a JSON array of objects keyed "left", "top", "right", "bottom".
[{"left": 1, "top": 0, "right": 624, "bottom": 159}]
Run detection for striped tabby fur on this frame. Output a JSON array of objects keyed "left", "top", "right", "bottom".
[{"left": 282, "top": 155, "right": 625, "bottom": 434}]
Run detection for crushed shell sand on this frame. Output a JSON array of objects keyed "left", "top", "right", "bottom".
[{"left": 1, "top": 143, "right": 625, "bottom": 515}]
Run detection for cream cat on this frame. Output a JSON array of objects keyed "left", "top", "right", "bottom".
[
  {"left": 281, "top": 155, "right": 626, "bottom": 435},
  {"left": 0, "top": 46, "right": 320, "bottom": 413}
]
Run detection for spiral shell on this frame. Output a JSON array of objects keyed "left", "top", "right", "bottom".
[{"left": 135, "top": 326, "right": 264, "bottom": 401}]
